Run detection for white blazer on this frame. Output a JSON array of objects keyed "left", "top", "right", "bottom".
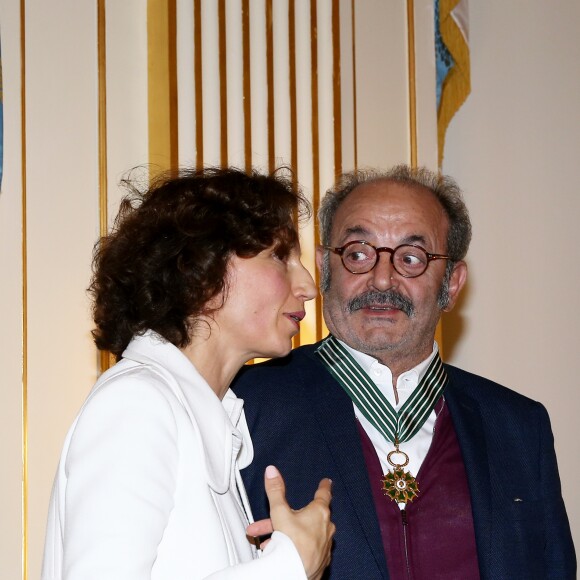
[{"left": 42, "top": 330, "right": 306, "bottom": 580}]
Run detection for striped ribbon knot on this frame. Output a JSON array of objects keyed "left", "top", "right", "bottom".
[{"left": 315, "top": 336, "right": 448, "bottom": 443}]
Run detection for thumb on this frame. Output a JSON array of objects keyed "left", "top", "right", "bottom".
[{"left": 264, "top": 465, "right": 289, "bottom": 514}]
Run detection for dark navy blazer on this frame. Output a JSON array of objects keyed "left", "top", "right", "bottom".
[{"left": 232, "top": 342, "right": 576, "bottom": 580}]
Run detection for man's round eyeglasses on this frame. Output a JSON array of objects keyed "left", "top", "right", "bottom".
[{"left": 324, "top": 240, "right": 450, "bottom": 278}]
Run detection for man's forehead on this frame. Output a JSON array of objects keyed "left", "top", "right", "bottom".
[
  {"left": 349, "top": 179, "right": 434, "bottom": 201},
  {"left": 330, "top": 180, "right": 448, "bottom": 244},
  {"left": 335, "top": 181, "right": 443, "bottom": 222}
]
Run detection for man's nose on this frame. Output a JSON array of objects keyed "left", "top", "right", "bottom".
[{"left": 367, "top": 251, "right": 398, "bottom": 291}]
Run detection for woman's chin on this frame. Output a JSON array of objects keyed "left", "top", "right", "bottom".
[{"left": 253, "top": 343, "right": 293, "bottom": 361}]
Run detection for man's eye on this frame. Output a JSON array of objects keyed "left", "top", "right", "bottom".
[
  {"left": 345, "top": 251, "right": 371, "bottom": 262},
  {"left": 400, "top": 252, "right": 426, "bottom": 266},
  {"left": 402, "top": 254, "right": 421, "bottom": 265}
]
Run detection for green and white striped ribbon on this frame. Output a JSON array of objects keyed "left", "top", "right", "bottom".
[{"left": 315, "top": 335, "right": 448, "bottom": 443}]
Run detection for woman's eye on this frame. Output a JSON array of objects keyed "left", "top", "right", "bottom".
[{"left": 272, "top": 250, "right": 288, "bottom": 262}]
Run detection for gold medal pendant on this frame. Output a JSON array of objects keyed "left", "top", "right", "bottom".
[{"left": 381, "top": 441, "right": 419, "bottom": 504}]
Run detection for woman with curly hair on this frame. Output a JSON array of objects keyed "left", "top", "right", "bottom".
[{"left": 42, "top": 167, "right": 334, "bottom": 580}]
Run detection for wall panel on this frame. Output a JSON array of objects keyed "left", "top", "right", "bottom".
[
  {"left": 0, "top": 0, "right": 25, "bottom": 575},
  {"left": 0, "top": 1, "right": 437, "bottom": 577},
  {"left": 25, "top": 1, "right": 100, "bottom": 577}
]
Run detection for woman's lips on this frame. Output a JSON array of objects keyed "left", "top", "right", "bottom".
[{"left": 285, "top": 311, "right": 306, "bottom": 327}]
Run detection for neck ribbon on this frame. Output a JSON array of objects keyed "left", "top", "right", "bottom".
[{"left": 315, "top": 335, "right": 448, "bottom": 443}]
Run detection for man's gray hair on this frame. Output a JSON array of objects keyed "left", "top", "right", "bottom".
[{"left": 318, "top": 165, "right": 472, "bottom": 262}]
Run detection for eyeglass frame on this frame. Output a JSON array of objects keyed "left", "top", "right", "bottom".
[{"left": 323, "top": 240, "right": 450, "bottom": 278}]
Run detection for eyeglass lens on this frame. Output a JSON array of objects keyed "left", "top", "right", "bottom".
[{"left": 341, "top": 242, "right": 429, "bottom": 276}]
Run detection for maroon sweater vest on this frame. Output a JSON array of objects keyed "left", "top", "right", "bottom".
[{"left": 358, "top": 399, "right": 480, "bottom": 579}]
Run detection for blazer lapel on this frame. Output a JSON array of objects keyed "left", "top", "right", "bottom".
[
  {"left": 301, "top": 347, "right": 390, "bottom": 579},
  {"left": 444, "top": 372, "right": 492, "bottom": 578}
]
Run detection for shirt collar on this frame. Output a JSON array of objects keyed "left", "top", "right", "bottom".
[
  {"left": 122, "top": 330, "right": 253, "bottom": 492},
  {"left": 337, "top": 338, "right": 439, "bottom": 390}
]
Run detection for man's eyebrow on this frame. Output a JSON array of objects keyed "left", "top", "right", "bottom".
[
  {"left": 338, "top": 229, "right": 431, "bottom": 248},
  {"left": 341, "top": 226, "right": 370, "bottom": 240},
  {"left": 400, "top": 234, "right": 428, "bottom": 246}
]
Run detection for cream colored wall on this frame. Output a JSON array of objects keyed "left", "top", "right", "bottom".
[
  {"left": 443, "top": 0, "right": 580, "bottom": 546},
  {"left": 0, "top": 1, "right": 149, "bottom": 578},
  {"left": 0, "top": 1, "right": 24, "bottom": 574},
  {"left": 0, "top": 2, "right": 427, "bottom": 578},
  {"left": 5, "top": 0, "right": 577, "bottom": 576},
  {"left": 4, "top": 1, "right": 578, "bottom": 577}
]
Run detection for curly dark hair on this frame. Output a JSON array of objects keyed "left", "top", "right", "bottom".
[{"left": 89, "top": 166, "right": 311, "bottom": 358}]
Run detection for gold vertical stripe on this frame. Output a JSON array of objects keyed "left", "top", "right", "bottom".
[
  {"left": 288, "top": 0, "right": 297, "bottom": 176},
  {"left": 406, "top": 0, "right": 443, "bottom": 348},
  {"left": 97, "top": 0, "right": 115, "bottom": 373},
  {"left": 351, "top": 0, "right": 357, "bottom": 170},
  {"left": 332, "top": 0, "right": 341, "bottom": 179},
  {"left": 194, "top": 0, "right": 203, "bottom": 168},
  {"left": 168, "top": 2, "right": 178, "bottom": 168},
  {"left": 406, "top": 0, "right": 418, "bottom": 169},
  {"left": 310, "top": 0, "right": 322, "bottom": 341},
  {"left": 288, "top": 1, "right": 300, "bottom": 347},
  {"left": 265, "top": 0, "right": 275, "bottom": 172},
  {"left": 218, "top": 0, "right": 228, "bottom": 167},
  {"left": 242, "top": 0, "right": 252, "bottom": 171},
  {"left": 20, "top": 0, "right": 28, "bottom": 576},
  {"left": 148, "top": 0, "right": 179, "bottom": 175},
  {"left": 98, "top": 0, "right": 108, "bottom": 238}
]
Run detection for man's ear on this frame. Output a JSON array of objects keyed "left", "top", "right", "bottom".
[
  {"left": 315, "top": 245, "right": 324, "bottom": 272},
  {"left": 443, "top": 261, "right": 467, "bottom": 312}
]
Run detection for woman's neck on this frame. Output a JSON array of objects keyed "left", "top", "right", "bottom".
[{"left": 179, "top": 329, "right": 248, "bottom": 400}]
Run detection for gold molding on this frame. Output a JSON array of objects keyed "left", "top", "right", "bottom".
[
  {"left": 194, "top": 0, "right": 203, "bottom": 168},
  {"left": 310, "top": 0, "right": 322, "bottom": 343},
  {"left": 266, "top": 0, "right": 275, "bottom": 172},
  {"left": 332, "top": 0, "right": 341, "bottom": 180},
  {"left": 148, "top": 0, "right": 178, "bottom": 175},
  {"left": 97, "top": 0, "right": 116, "bottom": 373},
  {"left": 406, "top": 0, "right": 418, "bottom": 169},
  {"left": 242, "top": 0, "right": 252, "bottom": 171},
  {"left": 288, "top": 1, "right": 300, "bottom": 349},
  {"left": 351, "top": 0, "right": 357, "bottom": 170},
  {"left": 406, "top": 0, "right": 443, "bottom": 347},
  {"left": 218, "top": 0, "right": 228, "bottom": 167},
  {"left": 98, "top": 0, "right": 108, "bottom": 239},
  {"left": 288, "top": 0, "right": 297, "bottom": 176},
  {"left": 20, "top": 0, "right": 28, "bottom": 576}
]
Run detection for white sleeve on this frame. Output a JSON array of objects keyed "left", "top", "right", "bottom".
[
  {"left": 52, "top": 372, "right": 308, "bottom": 580},
  {"left": 204, "top": 532, "right": 307, "bottom": 580},
  {"left": 60, "top": 374, "right": 180, "bottom": 580}
]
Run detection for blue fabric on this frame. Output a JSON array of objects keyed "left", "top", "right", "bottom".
[
  {"left": 435, "top": 0, "right": 454, "bottom": 110},
  {"left": 233, "top": 342, "right": 576, "bottom": 580}
]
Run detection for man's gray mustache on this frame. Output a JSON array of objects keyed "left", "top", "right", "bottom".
[{"left": 347, "top": 290, "right": 415, "bottom": 318}]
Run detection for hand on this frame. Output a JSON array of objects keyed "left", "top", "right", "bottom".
[
  {"left": 261, "top": 465, "right": 335, "bottom": 580},
  {"left": 246, "top": 517, "right": 273, "bottom": 550}
]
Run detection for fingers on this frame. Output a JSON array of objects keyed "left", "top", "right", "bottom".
[
  {"left": 263, "top": 465, "right": 289, "bottom": 513},
  {"left": 312, "top": 478, "right": 333, "bottom": 507},
  {"left": 246, "top": 517, "right": 274, "bottom": 537}
]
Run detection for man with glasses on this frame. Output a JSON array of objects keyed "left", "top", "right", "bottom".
[{"left": 233, "top": 165, "right": 576, "bottom": 579}]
